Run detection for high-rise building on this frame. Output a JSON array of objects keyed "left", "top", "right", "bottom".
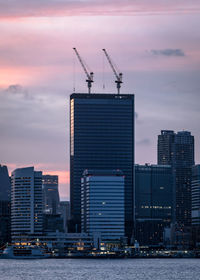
[
  {"left": 157, "top": 130, "right": 194, "bottom": 228},
  {"left": 0, "top": 164, "right": 11, "bottom": 201},
  {"left": 59, "top": 201, "right": 70, "bottom": 233},
  {"left": 191, "top": 165, "right": 200, "bottom": 247},
  {"left": 11, "top": 167, "right": 43, "bottom": 238},
  {"left": 157, "top": 130, "right": 175, "bottom": 165},
  {"left": 0, "top": 164, "right": 11, "bottom": 246},
  {"left": 135, "top": 164, "right": 173, "bottom": 246},
  {"left": 81, "top": 169, "right": 125, "bottom": 242},
  {"left": 70, "top": 93, "right": 134, "bottom": 239},
  {"left": 42, "top": 175, "right": 60, "bottom": 214},
  {"left": 175, "top": 131, "right": 194, "bottom": 227},
  {"left": 192, "top": 165, "right": 200, "bottom": 226}
]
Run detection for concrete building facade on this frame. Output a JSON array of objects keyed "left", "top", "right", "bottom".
[{"left": 11, "top": 167, "right": 43, "bottom": 238}]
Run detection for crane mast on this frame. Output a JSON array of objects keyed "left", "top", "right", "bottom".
[
  {"left": 102, "top": 48, "right": 123, "bottom": 94},
  {"left": 73, "top": 48, "right": 94, "bottom": 94}
]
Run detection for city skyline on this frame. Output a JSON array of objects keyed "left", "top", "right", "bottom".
[{"left": 1, "top": 1, "right": 200, "bottom": 200}]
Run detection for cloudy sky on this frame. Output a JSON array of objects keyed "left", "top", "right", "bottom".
[{"left": 1, "top": 0, "right": 200, "bottom": 200}]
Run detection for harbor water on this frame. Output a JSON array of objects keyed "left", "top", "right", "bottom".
[{"left": 0, "top": 258, "right": 200, "bottom": 280}]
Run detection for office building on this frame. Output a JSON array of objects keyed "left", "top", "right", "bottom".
[
  {"left": 135, "top": 164, "right": 173, "bottom": 246},
  {"left": 43, "top": 213, "right": 64, "bottom": 233},
  {"left": 59, "top": 201, "right": 70, "bottom": 233},
  {"left": 158, "top": 130, "right": 194, "bottom": 228},
  {"left": 192, "top": 165, "right": 200, "bottom": 226},
  {"left": 70, "top": 93, "right": 134, "bottom": 239},
  {"left": 81, "top": 169, "right": 125, "bottom": 242},
  {"left": 157, "top": 130, "right": 175, "bottom": 165},
  {"left": 42, "top": 175, "right": 60, "bottom": 214},
  {"left": 0, "top": 165, "right": 11, "bottom": 246},
  {"left": 0, "top": 164, "right": 11, "bottom": 201},
  {"left": 191, "top": 165, "right": 200, "bottom": 247},
  {"left": 11, "top": 167, "right": 43, "bottom": 238}
]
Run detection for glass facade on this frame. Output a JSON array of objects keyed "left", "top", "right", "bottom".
[
  {"left": 42, "top": 175, "right": 60, "bottom": 215},
  {"left": 192, "top": 165, "right": 200, "bottom": 226},
  {"left": 135, "top": 164, "right": 173, "bottom": 246},
  {"left": 0, "top": 165, "right": 11, "bottom": 246},
  {"left": 70, "top": 93, "right": 134, "bottom": 239},
  {"left": 158, "top": 130, "right": 195, "bottom": 227},
  {"left": 81, "top": 169, "right": 125, "bottom": 241},
  {"left": 192, "top": 165, "right": 200, "bottom": 247},
  {"left": 0, "top": 164, "right": 10, "bottom": 201}
]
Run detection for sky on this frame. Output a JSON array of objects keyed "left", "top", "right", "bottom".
[{"left": 0, "top": 0, "right": 200, "bottom": 200}]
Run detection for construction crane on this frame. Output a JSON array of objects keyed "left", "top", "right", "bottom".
[
  {"left": 102, "top": 49, "right": 123, "bottom": 94},
  {"left": 73, "top": 48, "right": 94, "bottom": 94}
]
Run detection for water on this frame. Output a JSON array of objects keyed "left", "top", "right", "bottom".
[{"left": 0, "top": 258, "right": 200, "bottom": 280}]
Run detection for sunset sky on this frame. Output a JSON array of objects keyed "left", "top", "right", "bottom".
[{"left": 1, "top": 0, "right": 200, "bottom": 200}]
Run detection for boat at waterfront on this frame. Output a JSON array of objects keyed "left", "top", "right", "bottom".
[{"left": 1, "top": 244, "right": 50, "bottom": 259}]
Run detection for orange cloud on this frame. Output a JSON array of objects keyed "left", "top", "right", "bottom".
[{"left": 0, "top": 67, "right": 35, "bottom": 86}]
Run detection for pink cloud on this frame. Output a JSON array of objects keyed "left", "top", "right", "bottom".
[
  {"left": 1, "top": 13, "right": 199, "bottom": 88},
  {"left": 0, "top": 0, "right": 200, "bottom": 18}
]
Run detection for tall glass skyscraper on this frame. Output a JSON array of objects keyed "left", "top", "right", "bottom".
[
  {"left": 0, "top": 164, "right": 10, "bottom": 201},
  {"left": 135, "top": 164, "right": 173, "bottom": 246},
  {"left": 70, "top": 93, "right": 134, "bottom": 239},
  {"left": 158, "top": 130, "right": 195, "bottom": 228},
  {"left": 191, "top": 165, "right": 200, "bottom": 247},
  {"left": 192, "top": 165, "right": 200, "bottom": 226},
  {"left": 0, "top": 164, "right": 11, "bottom": 246},
  {"left": 157, "top": 130, "right": 175, "bottom": 165}
]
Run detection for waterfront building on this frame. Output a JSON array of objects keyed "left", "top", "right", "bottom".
[
  {"left": 157, "top": 130, "right": 194, "bottom": 228},
  {"left": 43, "top": 213, "right": 64, "bottom": 233},
  {"left": 11, "top": 167, "right": 43, "bottom": 238},
  {"left": 192, "top": 165, "right": 200, "bottom": 226},
  {"left": 191, "top": 165, "right": 200, "bottom": 247},
  {"left": 12, "top": 232, "right": 94, "bottom": 254},
  {"left": 81, "top": 169, "right": 125, "bottom": 243},
  {"left": 135, "top": 164, "right": 173, "bottom": 247},
  {"left": 42, "top": 175, "right": 60, "bottom": 214},
  {"left": 70, "top": 93, "right": 135, "bottom": 240},
  {"left": 0, "top": 164, "right": 11, "bottom": 246}
]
